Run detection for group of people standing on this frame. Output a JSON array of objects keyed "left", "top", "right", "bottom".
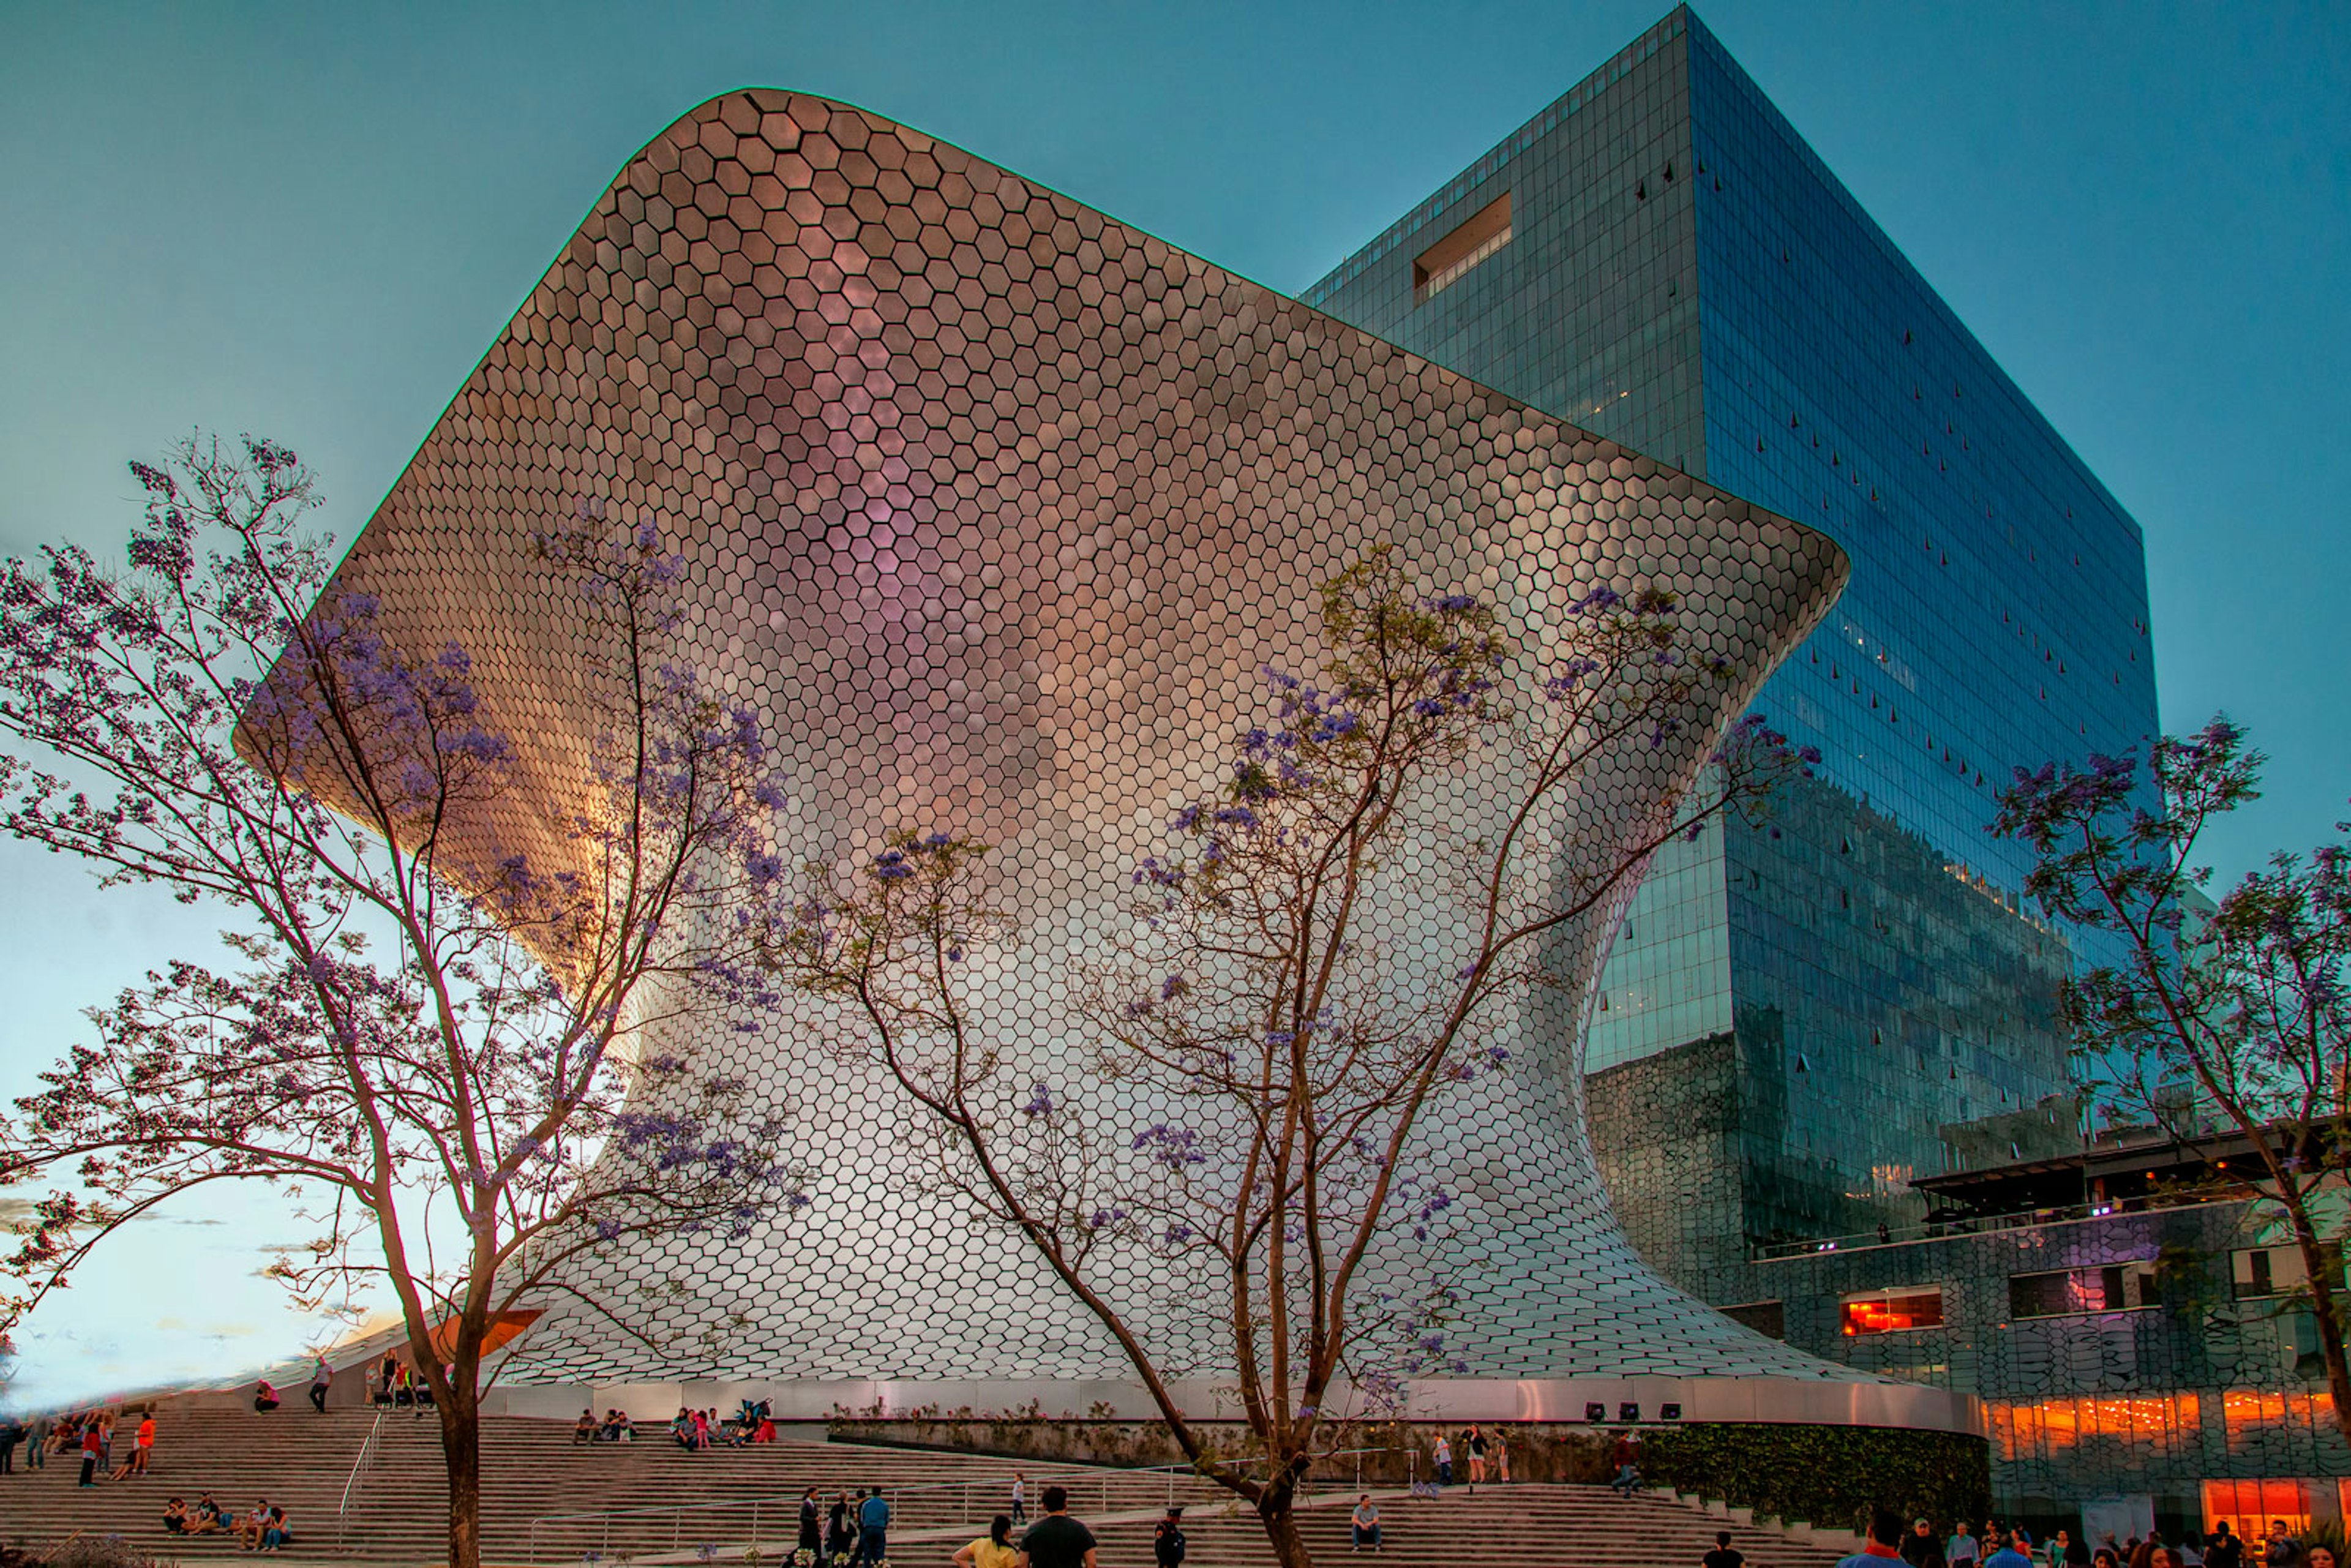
[
  {"left": 1836, "top": 1507, "right": 2310, "bottom": 1568},
  {"left": 795, "top": 1484, "right": 895, "bottom": 1565},
  {"left": 778, "top": 1479, "right": 1104, "bottom": 1568},
  {"left": 1429, "top": 1424, "right": 1510, "bottom": 1490},
  {"left": 941, "top": 1483, "right": 1103, "bottom": 1568}
]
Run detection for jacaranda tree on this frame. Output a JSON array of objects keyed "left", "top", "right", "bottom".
[
  {"left": 1996, "top": 719, "right": 2351, "bottom": 1441},
  {"left": 777, "top": 546, "right": 1813, "bottom": 1567},
  {"left": 0, "top": 435, "right": 797, "bottom": 1568}
]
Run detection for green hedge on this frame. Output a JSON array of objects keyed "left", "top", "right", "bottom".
[
  {"left": 828, "top": 1417, "right": 1989, "bottom": 1530},
  {"left": 1639, "top": 1424, "right": 1989, "bottom": 1532}
]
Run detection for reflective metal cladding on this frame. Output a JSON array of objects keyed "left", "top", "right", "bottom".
[{"left": 301, "top": 90, "right": 1883, "bottom": 1395}]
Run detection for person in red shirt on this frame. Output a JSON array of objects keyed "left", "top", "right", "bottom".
[{"left": 1837, "top": 1509, "right": 1911, "bottom": 1566}]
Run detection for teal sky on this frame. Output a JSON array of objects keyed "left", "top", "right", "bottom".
[{"left": 1, "top": 1, "right": 2345, "bottom": 1404}]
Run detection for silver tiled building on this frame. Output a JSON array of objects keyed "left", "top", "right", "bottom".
[{"left": 285, "top": 89, "right": 1973, "bottom": 1425}]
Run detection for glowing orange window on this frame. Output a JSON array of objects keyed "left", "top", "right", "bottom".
[
  {"left": 2202, "top": 1477, "right": 2309, "bottom": 1539},
  {"left": 1841, "top": 1289, "right": 1944, "bottom": 1335}
]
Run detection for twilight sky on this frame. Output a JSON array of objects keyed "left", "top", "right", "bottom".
[{"left": 1, "top": 1, "right": 2345, "bottom": 1405}]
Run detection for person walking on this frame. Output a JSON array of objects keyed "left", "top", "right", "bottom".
[
  {"left": 77, "top": 1420, "right": 102, "bottom": 1487},
  {"left": 797, "top": 1487, "right": 821, "bottom": 1563},
  {"left": 1433, "top": 1432, "right": 1453, "bottom": 1490},
  {"left": 955, "top": 1515, "right": 1019, "bottom": 1568},
  {"left": 1010, "top": 1472, "right": 1028, "bottom": 1524},
  {"left": 1903, "top": 1517, "right": 1947, "bottom": 1567},
  {"left": 1151, "top": 1505, "right": 1187, "bottom": 1567},
  {"left": 1016, "top": 1484, "right": 1098, "bottom": 1568},
  {"left": 0, "top": 1414, "right": 20, "bottom": 1474},
  {"left": 857, "top": 1485, "right": 889, "bottom": 1566},
  {"left": 309, "top": 1355, "right": 332, "bottom": 1414},
  {"left": 1607, "top": 1429, "right": 1640, "bottom": 1499}
]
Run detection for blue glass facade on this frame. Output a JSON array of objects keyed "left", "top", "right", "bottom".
[{"left": 1305, "top": 9, "right": 2160, "bottom": 1252}]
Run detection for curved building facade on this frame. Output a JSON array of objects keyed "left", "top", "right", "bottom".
[{"left": 294, "top": 91, "right": 1962, "bottom": 1424}]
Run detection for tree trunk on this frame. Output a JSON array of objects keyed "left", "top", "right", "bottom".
[
  {"left": 438, "top": 1388, "right": 483, "bottom": 1568},
  {"left": 1255, "top": 1479, "right": 1314, "bottom": 1568}
]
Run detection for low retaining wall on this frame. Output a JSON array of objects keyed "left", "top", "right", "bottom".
[
  {"left": 487, "top": 1375, "right": 1981, "bottom": 1433},
  {"left": 824, "top": 1417, "right": 1991, "bottom": 1536}
]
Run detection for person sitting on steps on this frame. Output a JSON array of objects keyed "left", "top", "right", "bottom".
[{"left": 1350, "top": 1495, "right": 1382, "bottom": 1552}]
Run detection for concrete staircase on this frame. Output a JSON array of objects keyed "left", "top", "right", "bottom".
[
  {"left": 1078, "top": 1484, "right": 1855, "bottom": 1568},
  {"left": 0, "top": 1407, "right": 1855, "bottom": 1567}
]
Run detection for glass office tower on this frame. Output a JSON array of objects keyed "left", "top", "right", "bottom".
[{"left": 1305, "top": 7, "right": 2159, "bottom": 1288}]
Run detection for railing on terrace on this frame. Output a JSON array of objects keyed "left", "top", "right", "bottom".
[
  {"left": 336, "top": 1408, "right": 388, "bottom": 1551},
  {"left": 523, "top": 1446, "right": 1404, "bottom": 1563},
  {"left": 1749, "top": 1188, "right": 2240, "bottom": 1261}
]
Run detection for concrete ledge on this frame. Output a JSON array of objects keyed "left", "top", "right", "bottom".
[{"left": 484, "top": 1373, "right": 1983, "bottom": 1435}]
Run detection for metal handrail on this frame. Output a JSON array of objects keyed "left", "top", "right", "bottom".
[
  {"left": 336, "top": 1408, "right": 388, "bottom": 1549},
  {"left": 1748, "top": 1188, "right": 2235, "bottom": 1260},
  {"left": 523, "top": 1444, "right": 1405, "bottom": 1562}
]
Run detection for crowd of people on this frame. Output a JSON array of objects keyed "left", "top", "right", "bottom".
[
  {"left": 29, "top": 1389, "right": 2338, "bottom": 1568},
  {"left": 591, "top": 1398, "right": 786, "bottom": 1448},
  {"left": 0, "top": 1408, "right": 161, "bottom": 1485},
  {"left": 0, "top": 1408, "right": 298, "bottom": 1553},
  {"left": 1822, "top": 1506, "right": 2325, "bottom": 1568}
]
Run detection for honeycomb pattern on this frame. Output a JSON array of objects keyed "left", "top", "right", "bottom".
[{"left": 304, "top": 91, "right": 1869, "bottom": 1388}]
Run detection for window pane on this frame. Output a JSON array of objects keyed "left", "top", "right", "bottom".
[{"left": 1842, "top": 1289, "right": 1943, "bottom": 1335}]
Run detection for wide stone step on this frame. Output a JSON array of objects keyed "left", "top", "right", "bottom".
[{"left": 0, "top": 1409, "right": 1852, "bottom": 1568}]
